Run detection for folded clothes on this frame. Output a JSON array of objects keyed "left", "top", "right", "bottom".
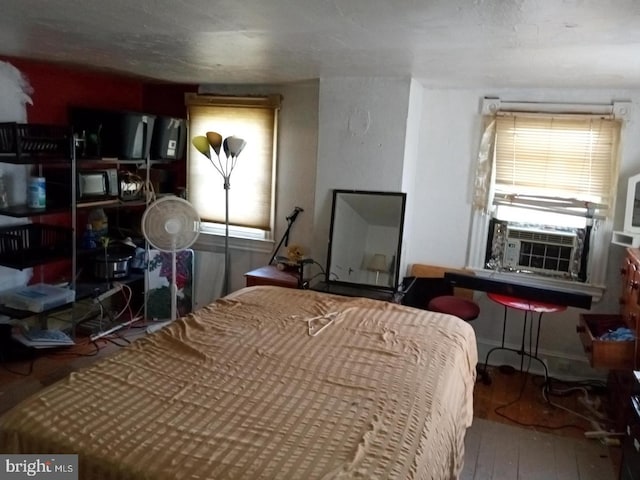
[{"left": 599, "top": 327, "right": 636, "bottom": 341}]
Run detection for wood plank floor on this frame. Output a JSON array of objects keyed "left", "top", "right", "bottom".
[
  {"left": 474, "top": 366, "right": 597, "bottom": 438},
  {"left": 463, "top": 418, "right": 615, "bottom": 480},
  {"left": 0, "top": 326, "right": 148, "bottom": 415},
  {"left": 0, "top": 335, "right": 622, "bottom": 479},
  {"left": 472, "top": 365, "right": 620, "bottom": 479}
]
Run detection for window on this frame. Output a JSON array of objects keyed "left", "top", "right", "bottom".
[
  {"left": 185, "top": 93, "right": 281, "bottom": 239},
  {"left": 468, "top": 98, "right": 628, "bottom": 295}
]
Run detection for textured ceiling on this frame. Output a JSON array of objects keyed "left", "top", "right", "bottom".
[{"left": 1, "top": 0, "right": 639, "bottom": 87}]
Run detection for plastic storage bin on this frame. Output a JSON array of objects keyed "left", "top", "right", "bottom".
[{"left": 0, "top": 223, "right": 72, "bottom": 269}]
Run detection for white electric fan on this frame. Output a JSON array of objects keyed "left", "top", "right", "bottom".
[{"left": 141, "top": 195, "right": 200, "bottom": 332}]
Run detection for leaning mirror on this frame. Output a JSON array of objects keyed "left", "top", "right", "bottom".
[{"left": 326, "top": 189, "right": 407, "bottom": 292}]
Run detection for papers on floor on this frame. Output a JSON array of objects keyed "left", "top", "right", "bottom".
[{"left": 12, "top": 329, "right": 75, "bottom": 348}]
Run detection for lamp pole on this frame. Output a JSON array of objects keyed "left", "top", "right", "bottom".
[
  {"left": 192, "top": 133, "right": 246, "bottom": 298},
  {"left": 224, "top": 176, "right": 230, "bottom": 295}
]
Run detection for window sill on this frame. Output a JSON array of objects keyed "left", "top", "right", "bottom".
[
  {"left": 467, "top": 267, "right": 606, "bottom": 305},
  {"left": 193, "top": 231, "right": 274, "bottom": 254}
]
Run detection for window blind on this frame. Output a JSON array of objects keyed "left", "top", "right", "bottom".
[
  {"left": 186, "top": 94, "right": 280, "bottom": 231},
  {"left": 493, "top": 114, "right": 621, "bottom": 213}
]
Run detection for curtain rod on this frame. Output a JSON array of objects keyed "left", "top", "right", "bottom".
[{"left": 482, "top": 97, "right": 630, "bottom": 120}]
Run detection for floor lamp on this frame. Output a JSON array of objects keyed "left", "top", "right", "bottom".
[{"left": 192, "top": 132, "right": 247, "bottom": 295}]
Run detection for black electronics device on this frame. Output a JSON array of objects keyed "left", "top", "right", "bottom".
[
  {"left": 150, "top": 116, "right": 186, "bottom": 161},
  {"left": 443, "top": 272, "right": 592, "bottom": 309},
  {"left": 70, "top": 107, "right": 156, "bottom": 160}
]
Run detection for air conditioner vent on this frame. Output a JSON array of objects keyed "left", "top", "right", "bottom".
[
  {"left": 503, "top": 226, "right": 578, "bottom": 275},
  {"left": 506, "top": 228, "right": 576, "bottom": 246}
]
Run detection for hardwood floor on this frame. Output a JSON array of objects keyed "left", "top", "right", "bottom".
[
  {"left": 0, "top": 325, "right": 147, "bottom": 415},
  {"left": 463, "top": 417, "right": 616, "bottom": 480},
  {"left": 474, "top": 366, "right": 600, "bottom": 439},
  {"left": 474, "top": 364, "right": 621, "bottom": 478},
  {"left": 0, "top": 335, "right": 622, "bottom": 478}
]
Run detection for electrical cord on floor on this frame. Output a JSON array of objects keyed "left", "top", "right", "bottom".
[
  {"left": 531, "top": 374, "right": 606, "bottom": 393},
  {"left": 494, "top": 322, "right": 535, "bottom": 424},
  {"left": 493, "top": 373, "right": 589, "bottom": 431},
  {"left": 546, "top": 382, "right": 606, "bottom": 412},
  {"left": 111, "top": 331, "right": 132, "bottom": 344},
  {"left": 103, "top": 337, "right": 129, "bottom": 348},
  {"left": 44, "top": 338, "right": 103, "bottom": 358},
  {"left": 0, "top": 355, "right": 35, "bottom": 376},
  {"left": 111, "top": 283, "right": 133, "bottom": 324},
  {"left": 307, "top": 272, "right": 326, "bottom": 285},
  {"left": 543, "top": 377, "right": 613, "bottom": 435},
  {"left": 541, "top": 384, "right": 607, "bottom": 430},
  {"left": 492, "top": 315, "right": 586, "bottom": 431}
]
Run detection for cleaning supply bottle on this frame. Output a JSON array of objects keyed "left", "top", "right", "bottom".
[
  {"left": 81, "top": 224, "right": 97, "bottom": 249},
  {"left": 88, "top": 208, "right": 108, "bottom": 243}
]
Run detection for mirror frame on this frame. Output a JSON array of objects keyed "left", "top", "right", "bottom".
[{"left": 325, "top": 189, "right": 407, "bottom": 293}]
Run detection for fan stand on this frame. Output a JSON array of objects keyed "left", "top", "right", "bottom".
[
  {"left": 146, "top": 238, "right": 178, "bottom": 334},
  {"left": 142, "top": 196, "right": 200, "bottom": 335}
]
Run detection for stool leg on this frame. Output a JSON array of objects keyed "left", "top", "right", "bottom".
[
  {"left": 519, "top": 310, "right": 528, "bottom": 372},
  {"left": 480, "top": 305, "right": 510, "bottom": 385},
  {"left": 480, "top": 347, "right": 499, "bottom": 385},
  {"left": 534, "top": 312, "right": 544, "bottom": 358},
  {"left": 500, "top": 306, "right": 507, "bottom": 347}
]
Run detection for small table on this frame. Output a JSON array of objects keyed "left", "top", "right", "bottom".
[
  {"left": 244, "top": 265, "right": 301, "bottom": 289},
  {"left": 481, "top": 293, "right": 566, "bottom": 384}
]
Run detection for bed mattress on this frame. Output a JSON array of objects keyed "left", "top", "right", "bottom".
[{"left": 0, "top": 286, "right": 477, "bottom": 479}]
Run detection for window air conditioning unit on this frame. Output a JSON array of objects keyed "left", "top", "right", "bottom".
[{"left": 502, "top": 226, "right": 578, "bottom": 274}]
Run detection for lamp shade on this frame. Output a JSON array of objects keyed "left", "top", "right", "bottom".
[
  {"left": 191, "top": 136, "right": 211, "bottom": 159},
  {"left": 224, "top": 136, "right": 247, "bottom": 158},
  {"left": 367, "top": 253, "right": 387, "bottom": 273},
  {"left": 205, "top": 131, "right": 223, "bottom": 156}
]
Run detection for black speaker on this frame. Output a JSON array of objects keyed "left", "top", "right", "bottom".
[{"left": 150, "top": 116, "right": 186, "bottom": 161}]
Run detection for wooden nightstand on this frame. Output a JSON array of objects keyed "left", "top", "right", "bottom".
[{"left": 244, "top": 265, "right": 300, "bottom": 289}]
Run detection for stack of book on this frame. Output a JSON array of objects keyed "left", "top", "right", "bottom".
[{"left": 12, "top": 329, "right": 75, "bottom": 348}]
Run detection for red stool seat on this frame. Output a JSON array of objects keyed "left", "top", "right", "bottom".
[{"left": 427, "top": 295, "right": 480, "bottom": 322}]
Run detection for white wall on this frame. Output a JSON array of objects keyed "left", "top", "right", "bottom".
[
  {"left": 411, "top": 86, "right": 640, "bottom": 379},
  {"left": 399, "top": 79, "right": 424, "bottom": 278},
  {"left": 312, "top": 77, "right": 413, "bottom": 268}
]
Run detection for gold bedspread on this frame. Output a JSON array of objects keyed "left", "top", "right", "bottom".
[{"left": 0, "top": 286, "right": 477, "bottom": 479}]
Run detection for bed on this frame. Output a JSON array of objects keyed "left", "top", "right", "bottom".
[{"left": 0, "top": 286, "right": 477, "bottom": 479}]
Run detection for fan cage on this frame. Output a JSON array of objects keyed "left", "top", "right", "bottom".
[{"left": 142, "top": 196, "right": 200, "bottom": 252}]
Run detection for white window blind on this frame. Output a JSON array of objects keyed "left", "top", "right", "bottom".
[
  {"left": 186, "top": 94, "right": 280, "bottom": 231},
  {"left": 493, "top": 113, "right": 621, "bottom": 215}
]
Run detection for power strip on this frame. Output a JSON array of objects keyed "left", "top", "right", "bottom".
[
  {"left": 89, "top": 315, "right": 143, "bottom": 342},
  {"left": 94, "top": 284, "right": 123, "bottom": 304}
]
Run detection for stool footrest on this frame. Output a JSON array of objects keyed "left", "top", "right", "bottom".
[{"left": 480, "top": 346, "right": 549, "bottom": 386}]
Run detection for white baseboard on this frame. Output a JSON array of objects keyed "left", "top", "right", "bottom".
[{"left": 476, "top": 337, "right": 607, "bottom": 383}]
